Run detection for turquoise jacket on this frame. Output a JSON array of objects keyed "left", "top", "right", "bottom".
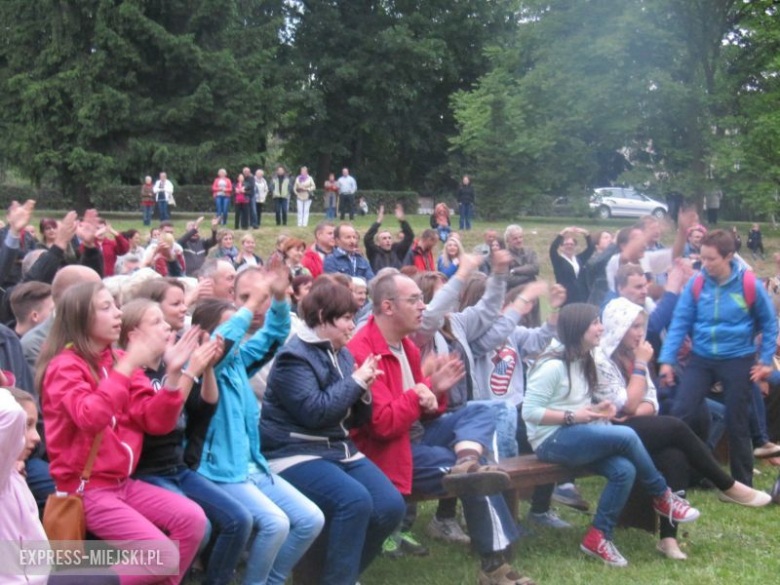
[
  {"left": 659, "top": 262, "right": 777, "bottom": 366},
  {"left": 198, "top": 301, "right": 290, "bottom": 482}
]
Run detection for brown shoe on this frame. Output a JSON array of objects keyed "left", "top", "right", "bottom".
[
  {"left": 442, "top": 460, "right": 511, "bottom": 497},
  {"left": 478, "top": 563, "right": 536, "bottom": 585}
]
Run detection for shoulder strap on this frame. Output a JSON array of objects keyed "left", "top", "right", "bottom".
[
  {"left": 80, "top": 431, "right": 104, "bottom": 485},
  {"left": 743, "top": 269, "right": 757, "bottom": 309},
  {"left": 692, "top": 273, "right": 705, "bottom": 301}
]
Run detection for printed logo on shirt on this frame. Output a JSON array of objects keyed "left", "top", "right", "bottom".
[{"left": 490, "top": 344, "right": 518, "bottom": 396}]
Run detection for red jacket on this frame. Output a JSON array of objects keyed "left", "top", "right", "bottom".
[
  {"left": 347, "top": 316, "right": 446, "bottom": 495},
  {"left": 411, "top": 243, "right": 435, "bottom": 272},
  {"left": 211, "top": 177, "right": 233, "bottom": 198},
  {"left": 301, "top": 245, "right": 325, "bottom": 279},
  {"left": 94, "top": 235, "right": 129, "bottom": 277},
  {"left": 41, "top": 347, "right": 183, "bottom": 493}
]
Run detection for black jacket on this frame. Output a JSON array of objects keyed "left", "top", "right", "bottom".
[
  {"left": 457, "top": 185, "right": 475, "bottom": 205},
  {"left": 261, "top": 329, "right": 371, "bottom": 462},
  {"left": 364, "top": 220, "right": 414, "bottom": 273},
  {"left": 549, "top": 234, "right": 596, "bottom": 304},
  {"left": 178, "top": 228, "right": 218, "bottom": 276}
]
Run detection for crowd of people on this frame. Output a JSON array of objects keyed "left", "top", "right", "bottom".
[{"left": 2, "top": 194, "right": 780, "bottom": 585}]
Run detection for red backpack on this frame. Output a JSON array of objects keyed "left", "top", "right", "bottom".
[{"left": 691, "top": 269, "right": 757, "bottom": 309}]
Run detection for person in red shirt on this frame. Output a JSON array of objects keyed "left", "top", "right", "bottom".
[
  {"left": 301, "top": 221, "right": 335, "bottom": 279},
  {"left": 411, "top": 229, "right": 438, "bottom": 272},
  {"left": 93, "top": 219, "right": 129, "bottom": 277},
  {"left": 347, "top": 272, "right": 531, "bottom": 585}
]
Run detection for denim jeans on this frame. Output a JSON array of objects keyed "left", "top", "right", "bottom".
[
  {"left": 672, "top": 354, "right": 754, "bottom": 485},
  {"left": 217, "top": 471, "right": 324, "bottom": 585},
  {"left": 280, "top": 457, "right": 405, "bottom": 585},
  {"left": 142, "top": 205, "right": 153, "bottom": 226},
  {"left": 274, "top": 198, "right": 288, "bottom": 226},
  {"left": 216, "top": 195, "right": 230, "bottom": 225},
  {"left": 137, "top": 467, "right": 252, "bottom": 585},
  {"left": 459, "top": 202, "right": 473, "bottom": 230},
  {"left": 249, "top": 194, "right": 259, "bottom": 228},
  {"left": 157, "top": 199, "right": 170, "bottom": 221},
  {"left": 535, "top": 424, "right": 667, "bottom": 540},
  {"left": 412, "top": 403, "right": 520, "bottom": 555}
]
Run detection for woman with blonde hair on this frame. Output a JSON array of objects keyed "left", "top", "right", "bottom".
[{"left": 436, "top": 236, "right": 465, "bottom": 280}]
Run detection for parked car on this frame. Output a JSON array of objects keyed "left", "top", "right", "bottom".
[{"left": 589, "top": 187, "right": 668, "bottom": 219}]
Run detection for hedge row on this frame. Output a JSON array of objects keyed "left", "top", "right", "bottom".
[{"left": 0, "top": 185, "right": 421, "bottom": 214}]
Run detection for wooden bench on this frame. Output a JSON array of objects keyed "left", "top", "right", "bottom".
[{"left": 293, "top": 454, "right": 655, "bottom": 583}]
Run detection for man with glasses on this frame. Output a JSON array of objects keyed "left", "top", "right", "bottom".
[{"left": 348, "top": 272, "right": 530, "bottom": 585}]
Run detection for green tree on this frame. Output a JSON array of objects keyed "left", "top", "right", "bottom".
[{"left": 0, "top": 0, "right": 286, "bottom": 208}]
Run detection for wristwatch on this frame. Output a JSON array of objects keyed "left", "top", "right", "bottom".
[{"left": 564, "top": 410, "right": 575, "bottom": 426}]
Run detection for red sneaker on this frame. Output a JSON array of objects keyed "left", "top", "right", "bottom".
[
  {"left": 579, "top": 527, "right": 628, "bottom": 567},
  {"left": 652, "top": 489, "right": 700, "bottom": 525}
]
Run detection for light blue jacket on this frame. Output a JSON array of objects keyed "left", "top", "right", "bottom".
[
  {"left": 198, "top": 301, "right": 291, "bottom": 483},
  {"left": 659, "top": 262, "right": 778, "bottom": 366}
]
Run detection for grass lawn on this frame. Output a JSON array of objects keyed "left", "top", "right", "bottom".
[{"left": 33, "top": 208, "right": 780, "bottom": 583}]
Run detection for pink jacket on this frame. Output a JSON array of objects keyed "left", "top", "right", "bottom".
[
  {"left": 42, "top": 347, "right": 183, "bottom": 493},
  {"left": 0, "top": 389, "right": 48, "bottom": 584},
  {"left": 212, "top": 177, "right": 234, "bottom": 198}
]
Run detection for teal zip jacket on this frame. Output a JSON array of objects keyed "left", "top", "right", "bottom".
[
  {"left": 198, "top": 301, "right": 291, "bottom": 482},
  {"left": 659, "top": 262, "right": 777, "bottom": 366}
]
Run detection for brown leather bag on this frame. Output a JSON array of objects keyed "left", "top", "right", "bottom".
[{"left": 42, "top": 432, "right": 104, "bottom": 550}]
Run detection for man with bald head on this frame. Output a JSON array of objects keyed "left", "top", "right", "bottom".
[
  {"left": 22, "top": 265, "right": 101, "bottom": 368},
  {"left": 323, "top": 223, "right": 375, "bottom": 281},
  {"left": 364, "top": 204, "right": 414, "bottom": 273}
]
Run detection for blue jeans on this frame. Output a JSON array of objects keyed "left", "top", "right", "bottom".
[
  {"left": 249, "top": 194, "right": 259, "bottom": 228},
  {"left": 142, "top": 205, "right": 153, "bottom": 226},
  {"left": 459, "top": 202, "right": 473, "bottom": 230},
  {"left": 281, "top": 457, "right": 404, "bottom": 585},
  {"left": 274, "top": 198, "right": 288, "bottom": 226},
  {"left": 137, "top": 467, "right": 252, "bottom": 585},
  {"left": 157, "top": 199, "right": 169, "bottom": 221},
  {"left": 535, "top": 424, "right": 667, "bottom": 540},
  {"left": 218, "top": 471, "right": 324, "bottom": 585},
  {"left": 672, "top": 353, "right": 754, "bottom": 485},
  {"left": 412, "top": 403, "right": 520, "bottom": 555},
  {"left": 216, "top": 195, "right": 230, "bottom": 225}
]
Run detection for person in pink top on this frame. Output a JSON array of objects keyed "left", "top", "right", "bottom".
[
  {"left": 211, "top": 169, "right": 233, "bottom": 226},
  {"left": 38, "top": 282, "right": 206, "bottom": 584},
  {"left": 234, "top": 174, "right": 249, "bottom": 230}
]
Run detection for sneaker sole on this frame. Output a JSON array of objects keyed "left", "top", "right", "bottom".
[
  {"left": 579, "top": 544, "right": 628, "bottom": 567},
  {"left": 551, "top": 494, "right": 590, "bottom": 512},
  {"left": 653, "top": 508, "right": 701, "bottom": 523},
  {"left": 442, "top": 470, "right": 511, "bottom": 497}
]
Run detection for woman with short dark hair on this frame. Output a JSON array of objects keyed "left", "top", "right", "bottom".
[{"left": 261, "top": 280, "right": 404, "bottom": 585}]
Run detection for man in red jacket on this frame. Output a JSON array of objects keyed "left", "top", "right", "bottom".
[
  {"left": 347, "top": 272, "right": 528, "bottom": 585},
  {"left": 410, "top": 229, "right": 438, "bottom": 272},
  {"left": 301, "top": 221, "right": 335, "bottom": 279}
]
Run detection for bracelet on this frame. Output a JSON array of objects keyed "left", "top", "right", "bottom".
[
  {"left": 632, "top": 368, "right": 646, "bottom": 377},
  {"left": 564, "top": 410, "right": 575, "bottom": 426},
  {"left": 181, "top": 370, "right": 200, "bottom": 384},
  {"left": 634, "top": 360, "right": 649, "bottom": 368}
]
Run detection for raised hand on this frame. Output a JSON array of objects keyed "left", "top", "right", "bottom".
[
  {"left": 454, "top": 253, "right": 482, "bottom": 279},
  {"left": 377, "top": 204, "right": 385, "bottom": 224},
  {"left": 267, "top": 268, "right": 291, "bottom": 300},
  {"left": 8, "top": 200, "right": 35, "bottom": 235},
  {"left": 186, "top": 337, "right": 222, "bottom": 378},
  {"left": 549, "top": 283, "right": 567, "bottom": 309},
  {"left": 429, "top": 354, "right": 466, "bottom": 396},
  {"left": 211, "top": 216, "right": 220, "bottom": 229},
  {"left": 394, "top": 203, "right": 405, "bottom": 221},
  {"left": 491, "top": 249, "right": 512, "bottom": 274},
  {"left": 194, "top": 216, "right": 205, "bottom": 229},
  {"left": 354, "top": 354, "right": 383, "bottom": 387},
  {"left": 77, "top": 209, "right": 100, "bottom": 246},
  {"left": 54, "top": 211, "right": 78, "bottom": 250},
  {"left": 165, "top": 326, "right": 202, "bottom": 375}
]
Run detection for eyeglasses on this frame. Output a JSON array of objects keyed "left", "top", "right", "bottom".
[{"left": 389, "top": 294, "right": 424, "bottom": 305}]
